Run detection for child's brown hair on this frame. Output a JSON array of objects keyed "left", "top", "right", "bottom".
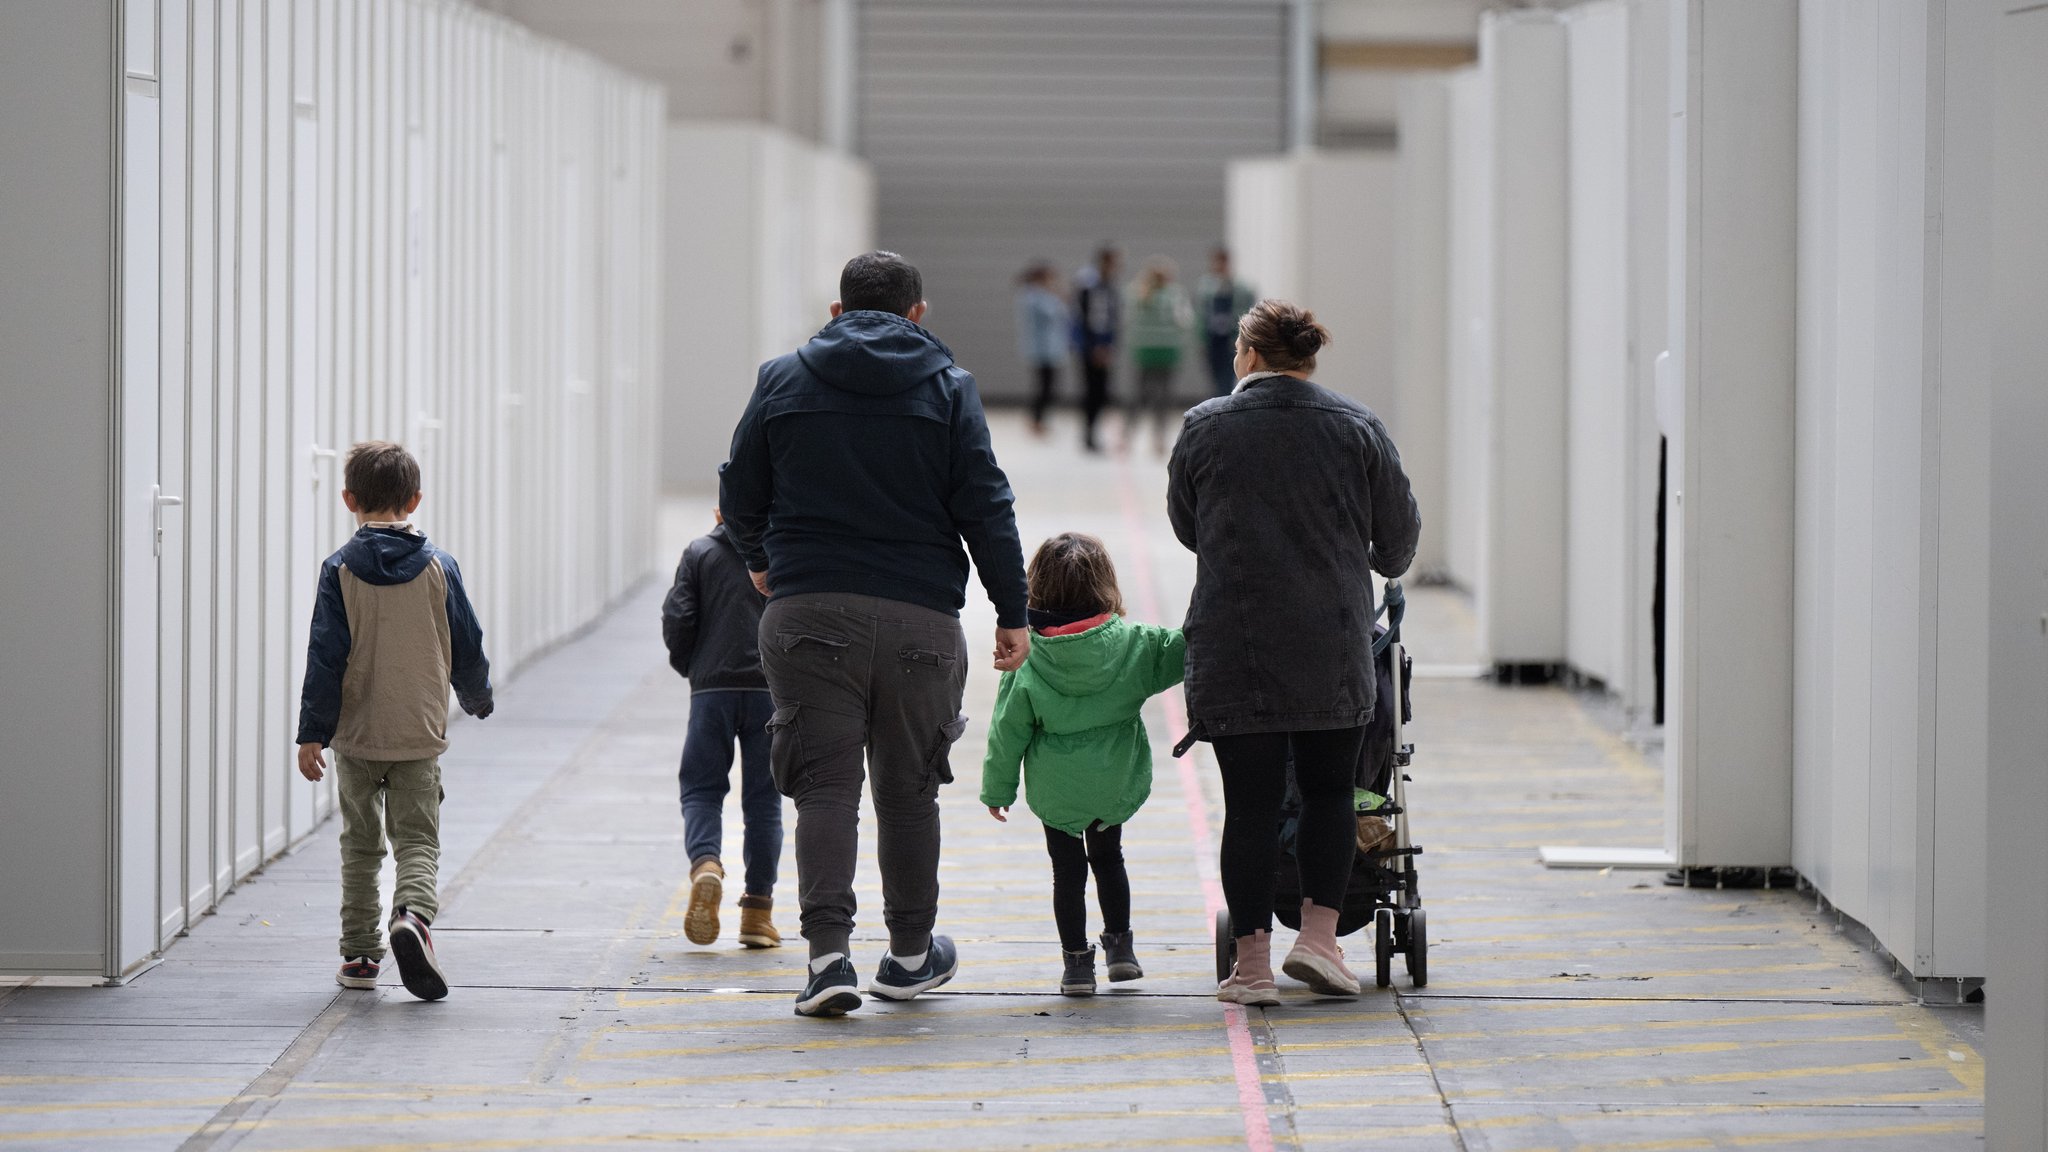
[
  {"left": 1026, "top": 532, "right": 1124, "bottom": 619},
  {"left": 344, "top": 441, "right": 421, "bottom": 515}
]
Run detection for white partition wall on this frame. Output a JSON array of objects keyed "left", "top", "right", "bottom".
[
  {"left": 1792, "top": 0, "right": 1991, "bottom": 982},
  {"left": 1393, "top": 77, "right": 1451, "bottom": 582},
  {"left": 0, "top": 0, "right": 664, "bottom": 980},
  {"left": 662, "top": 123, "right": 875, "bottom": 494},
  {"left": 1442, "top": 12, "right": 1569, "bottom": 667}
]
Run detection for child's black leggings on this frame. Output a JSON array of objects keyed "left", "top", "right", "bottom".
[{"left": 1043, "top": 822, "right": 1131, "bottom": 952}]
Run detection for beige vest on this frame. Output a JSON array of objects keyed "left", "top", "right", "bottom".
[{"left": 331, "top": 557, "right": 454, "bottom": 761}]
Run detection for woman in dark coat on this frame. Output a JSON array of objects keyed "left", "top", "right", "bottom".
[{"left": 1167, "top": 300, "right": 1420, "bottom": 1005}]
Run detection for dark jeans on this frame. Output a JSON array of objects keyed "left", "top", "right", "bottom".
[
  {"left": 678, "top": 689, "right": 781, "bottom": 896},
  {"left": 760, "top": 593, "right": 969, "bottom": 959},
  {"left": 1206, "top": 336, "right": 1236, "bottom": 397},
  {"left": 1128, "top": 361, "right": 1179, "bottom": 447},
  {"left": 1212, "top": 726, "right": 1365, "bottom": 935},
  {"left": 1080, "top": 355, "right": 1112, "bottom": 448},
  {"left": 1043, "top": 822, "right": 1130, "bottom": 952},
  {"left": 1030, "top": 362, "right": 1059, "bottom": 426}
]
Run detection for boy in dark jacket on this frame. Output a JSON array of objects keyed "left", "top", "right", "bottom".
[
  {"left": 296, "top": 441, "right": 494, "bottom": 1001},
  {"left": 662, "top": 510, "right": 782, "bottom": 949}
]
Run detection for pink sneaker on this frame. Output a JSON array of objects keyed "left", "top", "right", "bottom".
[
  {"left": 1282, "top": 901, "right": 1361, "bottom": 996},
  {"left": 1217, "top": 929, "right": 1281, "bottom": 1006}
]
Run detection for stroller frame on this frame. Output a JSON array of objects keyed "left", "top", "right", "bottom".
[{"left": 1212, "top": 580, "right": 1429, "bottom": 990}]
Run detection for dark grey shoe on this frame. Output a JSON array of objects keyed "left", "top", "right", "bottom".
[
  {"left": 1100, "top": 931, "right": 1143, "bottom": 982},
  {"left": 1061, "top": 947, "right": 1097, "bottom": 996}
]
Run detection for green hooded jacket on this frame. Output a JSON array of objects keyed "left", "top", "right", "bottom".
[{"left": 980, "top": 616, "right": 1187, "bottom": 836}]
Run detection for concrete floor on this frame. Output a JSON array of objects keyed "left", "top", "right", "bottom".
[{"left": 0, "top": 413, "right": 1984, "bottom": 1150}]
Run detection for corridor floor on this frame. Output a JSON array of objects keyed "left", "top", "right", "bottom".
[{"left": 1, "top": 414, "right": 1985, "bottom": 1151}]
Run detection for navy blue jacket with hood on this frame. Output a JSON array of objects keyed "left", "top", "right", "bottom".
[
  {"left": 717, "top": 310, "right": 1029, "bottom": 628},
  {"left": 296, "top": 526, "right": 493, "bottom": 760}
]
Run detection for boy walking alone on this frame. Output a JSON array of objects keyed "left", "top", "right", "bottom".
[
  {"left": 661, "top": 510, "right": 783, "bottom": 948},
  {"left": 296, "top": 441, "right": 494, "bottom": 1000}
]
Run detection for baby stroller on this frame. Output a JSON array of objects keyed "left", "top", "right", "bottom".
[{"left": 1213, "top": 581, "right": 1427, "bottom": 989}]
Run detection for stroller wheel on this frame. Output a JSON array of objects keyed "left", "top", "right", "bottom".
[
  {"left": 1404, "top": 908, "right": 1429, "bottom": 988},
  {"left": 1373, "top": 909, "right": 1395, "bottom": 989},
  {"left": 1214, "top": 909, "right": 1236, "bottom": 985}
]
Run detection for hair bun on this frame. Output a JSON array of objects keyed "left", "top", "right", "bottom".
[{"left": 1286, "top": 321, "right": 1325, "bottom": 356}]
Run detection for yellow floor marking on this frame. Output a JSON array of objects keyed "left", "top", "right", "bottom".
[
  {"left": 1413, "top": 1007, "right": 1892, "bottom": 1044},
  {"left": 1506, "top": 1118, "right": 1980, "bottom": 1152},
  {"left": 1625, "top": 1059, "right": 1961, "bottom": 1088},
  {"left": 1421, "top": 1031, "right": 1909, "bottom": 1071},
  {"left": 0, "top": 1095, "right": 234, "bottom": 1116},
  {"left": 1427, "top": 961, "right": 1845, "bottom": 990},
  {"left": 563, "top": 1042, "right": 1235, "bottom": 1091}
]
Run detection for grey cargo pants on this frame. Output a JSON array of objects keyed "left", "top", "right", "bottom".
[{"left": 759, "top": 593, "right": 970, "bottom": 960}]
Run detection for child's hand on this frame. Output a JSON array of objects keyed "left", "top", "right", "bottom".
[
  {"left": 296, "top": 743, "right": 327, "bottom": 782},
  {"left": 987, "top": 805, "right": 1009, "bottom": 823}
]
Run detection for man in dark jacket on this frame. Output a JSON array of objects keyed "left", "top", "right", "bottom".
[
  {"left": 661, "top": 511, "right": 782, "bottom": 952},
  {"left": 719, "top": 250, "right": 1031, "bottom": 1018}
]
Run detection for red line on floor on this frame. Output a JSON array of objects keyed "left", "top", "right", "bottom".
[{"left": 1114, "top": 452, "right": 1276, "bottom": 1152}]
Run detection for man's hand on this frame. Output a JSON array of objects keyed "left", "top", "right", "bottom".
[
  {"left": 994, "top": 626, "right": 1031, "bottom": 671},
  {"left": 749, "top": 569, "right": 771, "bottom": 597},
  {"left": 987, "top": 805, "right": 1009, "bottom": 823},
  {"left": 297, "top": 743, "right": 327, "bottom": 782}
]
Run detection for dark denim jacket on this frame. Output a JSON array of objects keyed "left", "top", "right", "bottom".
[{"left": 1167, "top": 375, "right": 1420, "bottom": 739}]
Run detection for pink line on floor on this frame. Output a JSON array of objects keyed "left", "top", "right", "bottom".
[{"left": 1114, "top": 452, "right": 1276, "bottom": 1152}]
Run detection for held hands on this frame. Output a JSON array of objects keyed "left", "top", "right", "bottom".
[
  {"left": 993, "top": 626, "right": 1031, "bottom": 671},
  {"left": 987, "top": 805, "right": 1009, "bottom": 823},
  {"left": 297, "top": 743, "right": 327, "bottom": 782},
  {"left": 750, "top": 570, "right": 771, "bottom": 597}
]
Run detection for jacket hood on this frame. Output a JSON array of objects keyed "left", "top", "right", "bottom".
[
  {"left": 1024, "top": 615, "right": 1130, "bottom": 698},
  {"left": 338, "top": 526, "right": 434, "bottom": 586},
  {"left": 796, "top": 310, "right": 956, "bottom": 396}
]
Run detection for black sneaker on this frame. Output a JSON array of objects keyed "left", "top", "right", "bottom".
[
  {"left": 336, "top": 956, "right": 379, "bottom": 990},
  {"left": 1061, "top": 947, "right": 1097, "bottom": 996},
  {"left": 869, "top": 935, "right": 959, "bottom": 1001},
  {"left": 1100, "top": 931, "right": 1143, "bottom": 982},
  {"left": 795, "top": 956, "right": 863, "bottom": 1017},
  {"left": 387, "top": 908, "right": 449, "bottom": 1001}
]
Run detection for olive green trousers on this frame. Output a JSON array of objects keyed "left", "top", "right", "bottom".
[{"left": 335, "top": 753, "right": 442, "bottom": 959}]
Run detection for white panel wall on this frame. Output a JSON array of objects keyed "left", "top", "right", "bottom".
[
  {"left": 1225, "top": 150, "right": 1399, "bottom": 414},
  {"left": 1393, "top": 77, "right": 1450, "bottom": 582},
  {"left": 1443, "top": 13, "right": 1569, "bottom": 666},
  {"left": 662, "top": 123, "right": 876, "bottom": 494},
  {"left": 0, "top": 0, "right": 664, "bottom": 979},
  {"left": 1793, "top": 0, "right": 1990, "bottom": 980}
]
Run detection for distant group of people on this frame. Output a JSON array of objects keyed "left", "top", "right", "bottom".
[
  {"left": 293, "top": 249, "right": 1418, "bottom": 1022},
  {"left": 1016, "top": 245, "right": 1258, "bottom": 454}
]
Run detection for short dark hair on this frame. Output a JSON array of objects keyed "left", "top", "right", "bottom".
[
  {"left": 1027, "top": 532, "right": 1124, "bottom": 619},
  {"left": 839, "top": 250, "right": 923, "bottom": 315},
  {"left": 344, "top": 440, "right": 421, "bottom": 515}
]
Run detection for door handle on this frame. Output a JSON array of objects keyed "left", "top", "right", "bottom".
[{"left": 151, "top": 485, "right": 181, "bottom": 557}]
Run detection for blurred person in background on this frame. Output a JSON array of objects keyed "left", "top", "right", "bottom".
[
  {"left": 1015, "top": 260, "right": 1070, "bottom": 437},
  {"left": 1123, "top": 255, "right": 1193, "bottom": 457},
  {"left": 1197, "top": 248, "right": 1257, "bottom": 398},
  {"left": 1073, "top": 245, "right": 1124, "bottom": 453}
]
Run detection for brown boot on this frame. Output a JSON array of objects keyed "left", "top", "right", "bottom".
[
  {"left": 684, "top": 857, "right": 723, "bottom": 945},
  {"left": 736, "top": 893, "right": 781, "bottom": 949}
]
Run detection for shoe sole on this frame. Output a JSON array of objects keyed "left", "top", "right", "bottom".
[
  {"left": 683, "top": 873, "right": 722, "bottom": 946},
  {"left": 335, "top": 972, "right": 378, "bottom": 990},
  {"left": 1216, "top": 983, "right": 1282, "bottom": 1007},
  {"left": 794, "top": 987, "right": 863, "bottom": 1017},
  {"left": 1281, "top": 952, "right": 1361, "bottom": 997},
  {"left": 736, "top": 932, "right": 780, "bottom": 949},
  {"left": 868, "top": 958, "right": 959, "bottom": 1002},
  {"left": 388, "top": 924, "right": 449, "bottom": 1001},
  {"left": 1106, "top": 963, "right": 1143, "bottom": 982},
  {"left": 1060, "top": 983, "right": 1096, "bottom": 996}
]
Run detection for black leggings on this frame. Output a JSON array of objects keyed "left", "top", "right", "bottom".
[
  {"left": 1043, "top": 822, "right": 1130, "bottom": 952},
  {"left": 1030, "top": 362, "right": 1059, "bottom": 426},
  {"left": 1212, "top": 727, "right": 1365, "bottom": 935}
]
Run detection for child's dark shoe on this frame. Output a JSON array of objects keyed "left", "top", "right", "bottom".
[
  {"left": 736, "top": 893, "right": 780, "bottom": 949},
  {"left": 336, "top": 956, "right": 379, "bottom": 990},
  {"left": 388, "top": 908, "right": 449, "bottom": 1001},
  {"left": 1060, "top": 947, "right": 1097, "bottom": 996},
  {"left": 685, "top": 857, "right": 724, "bottom": 945},
  {"left": 1099, "top": 931, "right": 1143, "bottom": 982}
]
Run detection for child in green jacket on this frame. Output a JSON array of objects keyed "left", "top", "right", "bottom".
[{"left": 982, "top": 533, "right": 1187, "bottom": 995}]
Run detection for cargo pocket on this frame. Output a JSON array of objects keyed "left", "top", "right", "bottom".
[
  {"left": 765, "top": 702, "right": 865, "bottom": 798},
  {"left": 923, "top": 713, "right": 970, "bottom": 787}
]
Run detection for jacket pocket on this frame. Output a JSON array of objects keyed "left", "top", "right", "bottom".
[
  {"left": 924, "top": 713, "right": 970, "bottom": 787},
  {"left": 765, "top": 702, "right": 865, "bottom": 797}
]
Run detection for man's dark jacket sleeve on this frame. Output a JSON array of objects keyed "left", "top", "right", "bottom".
[
  {"left": 946, "top": 377, "right": 1029, "bottom": 628},
  {"left": 718, "top": 380, "right": 774, "bottom": 572},
  {"left": 440, "top": 552, "right": 495, "bottom": 718},
  {"left": 661, "top": 545, "right": 699, "bottom": 677},
  {"left": 296, "top": 560, "right": 351, "bottom": 747}
]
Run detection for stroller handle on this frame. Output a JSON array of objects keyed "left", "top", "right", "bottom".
[{"left": 1372, "top": 580, "right": 1405, "bottom": 657}]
